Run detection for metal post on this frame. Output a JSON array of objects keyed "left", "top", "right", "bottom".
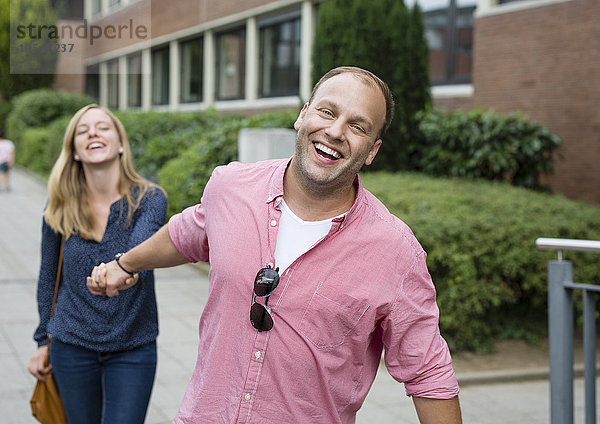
[
  {"left": 583, "top": 289, "right": 597, "bottom": 424},
  {"left": 548, "top": 260, "right": 574, "bottom": 424}
]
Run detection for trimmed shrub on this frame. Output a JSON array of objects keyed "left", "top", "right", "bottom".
[
  {"left": 122, "top": 109, "right": 254, "bottom": 181},
  {"left": 6, "top": 89, "right": 94, "bottom": 143},
  {"left": 244, "top": 109, "right": 297, "bottom": 128},
  {"left": 361, "top": 171, "right": 600, "bottom": 352},
  {"left": 15, "top": 116, "right": 70, "bottom": 175},
  {"left": 0, "top": 102, "right": 13, "bottom": 134},
  {"left": 115, "top": 109, "right": 232, "bottom": 171},
  {"left": 158, "top": 110, "right": 297, "bottom": 217},
  {"left": 17, "top": 128, "right": 49, "bottom": 174},
  {"left": 414, "top": 108, "right": 561, "bottom": 190},
  {"left": 158, "top": 120, "right": 241, "bottom": 217}
]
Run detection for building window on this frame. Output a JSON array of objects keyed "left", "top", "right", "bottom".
[
  {"left": 127, "top": 53, "right": 142, "bottom": 108},
  {"left": 259, "top": 16, "right": 301, "bottom": 98},
  {"left": 50, "top": 0, "right": 84, "bottom": 19},
  {"left": 106, "top": 59, "right": 119, "bottom": 109},
  {"left": 85, "top": 64, "right": 99, "bottom": 102},
  {"left": 109, "top": 0, "right": 121, "bottom": 8},
  {"left": 152, "top": 46, "right": 170, "bottom": 106},
  {"left": 180, "top": 37, "right": 203, "bottom": 103},
  {"left": 417, "top": 0, "right": 476, "bottom": 85},
  {"left": 91, "top": 0, "right": 101, "bottom": 15},
  {"left": 216, "top": 28, "right": 246, "bottom": 100}
]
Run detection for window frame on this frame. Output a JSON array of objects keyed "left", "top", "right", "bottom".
[
  {"left": 422, "top": 0, "right": 475, "bottom": 85},
  {"left": 257, "top": 11, "right": 301, "bottom": 98},
  {"left": 151, "top": 45, "right": 170, "bottom": 106},
  {"left": 85, "top": 64, "right": 100, "bottom": 102},
  {"left": 127, "top": 52, "right": 142, "bottom": 108},
  {"left": 180, "top": 36, "right": 204, "bottom": 104},
  {"left": 106, "top": 59, "right": 119, "bottom": 109},
  {"left": 215, "top": 27, "right": 246, "bottom": 101}
]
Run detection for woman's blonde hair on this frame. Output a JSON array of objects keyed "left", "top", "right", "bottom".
[{"left": 44, "top": 104, "right": 163, "bottom": 240}]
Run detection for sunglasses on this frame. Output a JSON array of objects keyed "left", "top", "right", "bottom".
[{"left": 250, "top": 265, "right": 280, "bottom": 332}]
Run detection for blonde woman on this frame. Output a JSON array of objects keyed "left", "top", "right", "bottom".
[{"left": 27, "top": 105, "right": 167, "bottom": 424}]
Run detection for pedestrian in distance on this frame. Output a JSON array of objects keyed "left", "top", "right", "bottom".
[
  {"left": 88, "top": 66, "right": 462, "bottom": 423},
  {"left": 0, "top": 129, "right": 15, "bottom": 192},
  {"left": 27, "top": 104, "right": 167, "bottom": 424}
]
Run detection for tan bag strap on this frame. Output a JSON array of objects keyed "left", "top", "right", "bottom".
[
  {"left": 44, "top": 236, "right": 64, "bottom": 367},
  {"left": 46, "top": 236, "right": 64, "bottom": 358},
  {"left": 50, "top": 237, "right": 64, "bottom": 319}
]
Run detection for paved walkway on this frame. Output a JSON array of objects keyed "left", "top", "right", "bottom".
[{"left": 0, "top": 167, "right": 595, "bottom": 423}]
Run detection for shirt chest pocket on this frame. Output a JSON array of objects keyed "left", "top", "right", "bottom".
[{"left": 298, "top": 282, "right": 369, "bottom": 350}]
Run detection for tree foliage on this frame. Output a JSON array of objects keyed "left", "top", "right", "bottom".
[
  {"left": 0, "top": 0, "right": 57, "bottom": 100},
  {"left": 312, "top": 0, "right": 430, "bottom": 171}
]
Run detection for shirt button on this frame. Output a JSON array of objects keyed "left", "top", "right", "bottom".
[
  {"left": 245, "top": 393, "right": 251, "bottom": 401},
  {"left": 254, "top": 351, "right": 261, "bottom": 359},
  {"left": 267, "top": 262, "right": 274, "bottom": 269},
  {"left": 270, "top": 219, "right": 277, "bottom": 227}
]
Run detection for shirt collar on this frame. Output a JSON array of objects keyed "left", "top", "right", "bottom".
[
  {"left": 266, "top": 156, "right": 367, "bottom": 227},
  {"left": 265, "top": 157, "right": 290, "bottom": 204}
]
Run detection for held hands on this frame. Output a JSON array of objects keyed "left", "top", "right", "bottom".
[{"left": 86, "top": 261, "right": 139, "bottom": 298}]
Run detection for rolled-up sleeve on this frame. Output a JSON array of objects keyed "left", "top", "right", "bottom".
[
  {"left": 382, "top": 251, "right": 459, "bottom": 399},
  {"left": 168, "top": 203, "right": 209, "bottom": 263}
]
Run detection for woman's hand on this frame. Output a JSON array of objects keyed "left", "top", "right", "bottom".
[
  {"left": 27, "top": 345, "right": 51, "bottom": 381},
  {"left": 87, "top": 262, "right": 139, "bottom": 297}
]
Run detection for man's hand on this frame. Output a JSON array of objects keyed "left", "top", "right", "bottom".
[{"left": 87, "top": 261, "right": 139, "bottom": 298}]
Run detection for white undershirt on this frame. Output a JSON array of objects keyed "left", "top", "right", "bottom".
[{"left": 274, "top": 199, "right": 336, "bottom": 273}]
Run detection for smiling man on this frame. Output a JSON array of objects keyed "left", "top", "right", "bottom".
[{"left": 89, "top": 66, "right": 462, "bottom": 423}]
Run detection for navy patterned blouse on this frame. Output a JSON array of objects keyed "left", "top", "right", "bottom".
[{"left": 34, "top": 188, "right": 167, "bottom": 352}]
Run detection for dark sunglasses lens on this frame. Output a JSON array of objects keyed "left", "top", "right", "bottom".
[
  {"left": 254, "top": 267, "right": 280, "bottom": 297},
  {"left": 250, "top": 302, "right": 273, "bottom": 332}
]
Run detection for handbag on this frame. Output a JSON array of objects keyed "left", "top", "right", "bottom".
[{"left": 30, "top": 237, "right": 67, "bottom": 424}]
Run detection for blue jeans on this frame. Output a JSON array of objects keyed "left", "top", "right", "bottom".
[{"left": 49, "top": 339, "right": 157, "bottom": 424}]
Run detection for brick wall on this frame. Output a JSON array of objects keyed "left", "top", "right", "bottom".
[
  {"left": 472, "top": 0, "right": 600, "bottom": 204},
  {"left": 433, "top": 96, "right": 474, "bottom": 111},
  {"left": 201, "top": 0, "right": 283, "bottom": 22}
]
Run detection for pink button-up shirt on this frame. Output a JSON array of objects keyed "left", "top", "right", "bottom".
[{"left": 168, "top": 158, "right": 459, "bottom": 423}]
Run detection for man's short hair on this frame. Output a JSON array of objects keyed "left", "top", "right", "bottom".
[{"left": 309, "top": 66, "right": 394, "bottom": 139}]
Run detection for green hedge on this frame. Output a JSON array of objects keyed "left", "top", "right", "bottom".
[
  {"left": 12, "top": 106, "right": 296, "bottom": 194},
  {"left": 6, "top": 89, "right": 94, "bottom": 143},
  {"left": 114, "top": 108, "right": 237, "bottom": 178},
  {"left": 0, "top": 102, "right": 13, "bottom": 134},
  {"left": 12, "top": 99, "right": 600, "bottom": 353},
  {"left": 16, "top": 116, "right": 70, "bottom": 174},
  {"left": 412, "top": 108, "right": 561, "bottom": 190},
  {"left": 159, "top": 110, "right": 297, "bottom": 217},
  {"left": 361, "top": 172, "right": 600, "bottom": 352}
]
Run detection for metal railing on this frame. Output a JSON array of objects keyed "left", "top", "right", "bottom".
[{"left": 536, "top": 238, "right": 600, "bottom": 424}]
